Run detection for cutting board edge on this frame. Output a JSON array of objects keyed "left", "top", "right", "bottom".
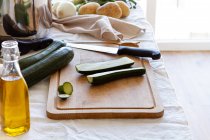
[{"left": 46, "top": 107, "right": 164, "bottom": 120}]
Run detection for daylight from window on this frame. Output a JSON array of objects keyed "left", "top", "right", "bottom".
[{"left": 155, "top": 0, "right": 210, "bottom": 40}]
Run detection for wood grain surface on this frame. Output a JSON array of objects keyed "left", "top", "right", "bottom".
[
  {"left": 162, "top": 51, "right": 210, "bottom": 140},
  {"left": 46, "top": 48, "right": 164, "bottom": 119}
]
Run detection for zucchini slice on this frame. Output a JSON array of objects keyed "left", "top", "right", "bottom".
[
  {"left": 58, "top": 94, "right": 71, "bottom": 100},
  {"left": 87, "top": 67, "right": 146, "bottom": 85},
  {"left": 76, "top": 57, "right": 135, "bottom": 75},
  {"left": 58, "top": 82, "right": 73, "bottom": 95},
  {"left": 58, "top": 82, "right": 73, "bottom": 100}
]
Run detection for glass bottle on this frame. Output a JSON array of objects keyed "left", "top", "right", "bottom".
[{"left": 0, "top": 40, "right": 30, "bottom": 136}]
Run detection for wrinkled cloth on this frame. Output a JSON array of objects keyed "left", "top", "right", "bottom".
[
  {"left": 38, "top": 5, "right": 144, "bottom": 42},
  {"left": 0, "top": 5, "right": 192, "bottom": 140}
]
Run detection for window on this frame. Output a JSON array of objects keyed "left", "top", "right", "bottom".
[
  {"left": 156, "top": 0, "right": 210, "bottom": 40},
  {"left": 144, "top": 0, "right": 210, "bottom": 50}
]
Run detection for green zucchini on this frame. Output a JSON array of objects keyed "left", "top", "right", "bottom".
[
  {"left": 58, "top": 94, "right": 71, "bottom": 100},
  {"left": 58, "top": 82, "right": 73, "bottom": 95},
  {"left": 22, "top": 47, "right": 74, "bottom": 87},
  {"left": 75, "top": 57, "right": 135, "bottom": 75},
  {"left": 58, "top": 82, "right": 73, "bottom": 99},
  {"left": 87, "top": 67, "right": 146, "bottom": 85},
  {"left": 19, "top": 41, "right": 65, "bottom": 69}
]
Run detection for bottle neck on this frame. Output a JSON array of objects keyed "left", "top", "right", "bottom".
[
  {"left": 2, "top": 60, "right": 22, "bottom": 78},
  {"left": 1, "top": 40, "right": 22, "bottom": 79},
  {"left": 1, "top": 40, "right": 20, "bottom": 61}
]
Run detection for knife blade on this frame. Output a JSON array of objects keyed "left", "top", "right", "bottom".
[{"left": 67, "top": 43, "right": 161, "bottom": 60}]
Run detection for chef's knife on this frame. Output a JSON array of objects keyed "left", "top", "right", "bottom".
[{"left": 67, "top": 43, "right": 161, "bottom": 60}]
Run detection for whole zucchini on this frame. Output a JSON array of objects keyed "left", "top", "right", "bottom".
[
  {"left": 22, "top": 47, "right": 74, "bottom": 87},
  {"left": 19, "top": 41, "right": 65, "bottom": 69}
]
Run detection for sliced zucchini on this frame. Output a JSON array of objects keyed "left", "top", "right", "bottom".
[
  {"left": 58, "top": 94, "right": 71, "bottom": 100},
  {"left": 58, "top": 82, "right": 73, "bottom": 100},
  {"left": 58, "top": 82, "right": 73, "bottom": 95},
  {"left": 87, "top": 67, "right": 146, "bottom": 85},
  {"left": 75, "top": 57, "right": 135, "bottom": 75},
  {"left": 58, "top": 85, "right": 65, "bottom": 94}
]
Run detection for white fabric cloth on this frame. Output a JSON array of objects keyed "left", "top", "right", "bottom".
[
  {"left": 0, "top": 5, "right": 192, "bottom": 140},
  {"left": 45, "top": 6, "right": 153, "bottom": 42},
  {"left": 38, "top": 5, "right": 144, "bottom": 42}
]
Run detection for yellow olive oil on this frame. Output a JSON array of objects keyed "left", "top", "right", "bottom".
[
  {"left": 0, "top": 76, "right": 30, "bottom": 136},
  {"left": 0, "top": 78, "right": 2, "bottom": 125}
]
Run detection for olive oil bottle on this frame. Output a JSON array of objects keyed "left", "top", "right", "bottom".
[{"left": 0, "top": 41, "right": 30, "bottom": 136}]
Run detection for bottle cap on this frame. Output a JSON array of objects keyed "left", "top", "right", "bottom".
[{"left": 1, "top": 40, "right": 20, "bottom": 61}]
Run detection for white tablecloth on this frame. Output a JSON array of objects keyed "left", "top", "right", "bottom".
[{"left": 0, "top": 5, "right": 192, "bottom": 140}]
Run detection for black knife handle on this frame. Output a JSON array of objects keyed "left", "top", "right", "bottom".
[{"left": 117, "top": 46, "right": 161, "bottom": 60}]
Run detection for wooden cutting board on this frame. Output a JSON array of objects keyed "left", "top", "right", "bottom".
[{"left": 46, "top": 48, "right": 164, "bottom": 119}]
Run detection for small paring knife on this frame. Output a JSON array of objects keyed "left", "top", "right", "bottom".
[{"left": 67, "top": 43, "right": 161, "bottom": 60}]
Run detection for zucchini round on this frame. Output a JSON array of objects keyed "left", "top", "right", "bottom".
[
  {"left": 58, "top": 82, "right": 73, "bottom": 95},
  {"left": 22, "top": 47, "right": 74, "bottom": 87}
]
